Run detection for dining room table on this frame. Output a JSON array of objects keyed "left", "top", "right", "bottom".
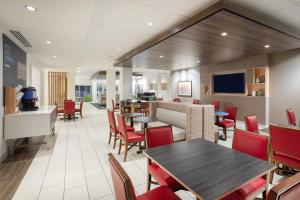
[{"left": 144, "top": 138, "right": 276, "bottom": 200}]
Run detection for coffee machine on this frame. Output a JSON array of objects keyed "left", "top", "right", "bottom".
[{"left": 20, "top": 87, "right": 39, "bottom": 111}]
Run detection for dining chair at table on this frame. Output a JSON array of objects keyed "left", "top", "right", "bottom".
[
  {"left": 217, "top": 106, "right": 237, "bottom": 140},
  {"left": 117, "top": 114, "right": 145, "bottom": 161},
  {"left": 286, "top": 109, "right": 296, "bottom": 126},
  {"left": 192, "top": 99, "right": 201, "bottom": 104},
  {"left": 245, "top": 114, "right": 259, "bottom": 133},
  {"left": 269, "top": 124, "right": 300, "bottom": 184},
  {"left": 108, "top": 153, "right": 181, "bottom": 200},
  {"left": 107, "top": 110, "right": 135, "bottom": 149},
  {"left": 221, "top": 129, "right": 269, "bottom": 200},
  {"left": 173, "top": 97, "right": 181, "bottom": 103},
  {"left": 212, "top": 100, "right": 220, "bottom": 111},
  {"left": 223, "top": 172, "right": 300, "bottom": 200},
  {"left": 145, "top": 125, "right": 183, "bottom": 192},
  {"left": 64, "top": 100, "right": 75, "bottom": 121},
  {"left": 75, "top": 100, "right": 83, "bottom": 118}
]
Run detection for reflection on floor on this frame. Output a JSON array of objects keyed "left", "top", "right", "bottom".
[{"left": 8, "top": 103, "right": 284, "bottom": 200}]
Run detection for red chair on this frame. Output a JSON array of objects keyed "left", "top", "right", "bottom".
[
  {"left": 75, "top": 100, "right": 83, "bottom": 118},
  {"left": 64, "top": 100, "right": 75, "bottom": 121},
  {"left": 107, "top": 110, "right": 135, "bottom": 149},
  {"left": 217, "top": 106, "right": 237, "bottom": 140},
  {"left": 286, "top": 109, "right": 296, "bottom": 126},
  {"left": 268, "top": 172, "right": 300, "bottom": 200},
  {"left": 117, "top": 115, "right": 144, "bottom": 161},
  {"left": 108, "top": 153, "right": 180, "bottom": 200},
  {"left": 269, "top": 124, "right": 300, "bottom": 184},
  {"left": 224, "top": 172, "right": 300, "bottom": 200},
  {"left": 222, "top": 129, "right": 269, "bottom": 200},
  {"left": 112, "top": 99, "right": 119, "bottom": 112},
  {"left": 146, "top": 126, "right": 183, "bottom": 192},
  {"left": 173, "top": 98, "right": 181, "bottom": 103},
  {"left": 212, "top": 100, "right": 220, "bottom": 111},
  {"left": 245, "top": 115, "right": 259, "bottom": 133},
  {"left": 192, "top": 99, "right": 201, "bottom": 104}
]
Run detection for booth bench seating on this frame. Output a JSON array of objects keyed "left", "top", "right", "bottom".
[{"left": 148, "top": 101, "right": 215, "bottom": 142}]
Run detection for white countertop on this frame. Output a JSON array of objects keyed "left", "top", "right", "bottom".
[{"left": 5, "top": 106, "right": 56, "bottom": 116}]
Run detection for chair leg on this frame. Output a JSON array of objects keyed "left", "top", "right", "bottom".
[
  {"left": 262, "top": 190, "right": 267, "bottom": 200},
  {"left": 108, "top": 131, "right": 112, "bottom": 144},
  {"left": 118, "top": 140, "right": 122, "bottom": 155},
  {"left": 113, "top": 133, "right": 118, "bottom": 149},
  {"left": 269, "top": 168, "right": 275, "bottom": 184},
  {"left": 80, "top": 111, "right": 83, "bottom": 118},
  {"left": 147, "top": 173, "right": 152, "bottom": 191},
  {"left": 124, "top": 143, "right": 128, "bottom": 162}
]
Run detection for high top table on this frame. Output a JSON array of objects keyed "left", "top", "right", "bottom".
[{"left": 144, "top": 139, "right": 275, "bottom": 200}]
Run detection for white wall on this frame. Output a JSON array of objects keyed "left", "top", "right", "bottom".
[{"left": 170, "top": 67, "right": 200, "bottom": 102}]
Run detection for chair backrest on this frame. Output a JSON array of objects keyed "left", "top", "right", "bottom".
[
  {"left": 268, "top": 173, "right": 300, "bottom": 200},
  {"left": 117, "top": 115, "right": 128, "bottom": 140},
  {"left": 146, "top": 125, "right": 173, "bottom": 148},
  {"left": 212, "top": 101, "right": 220, "bottom": 111},
  {"left": 108, "top": 153, "right": 137, "bottom": 200},
  {"left": 245, "top": 115, "right": 259, "bottom": 133},
  {"left": 173, "top": 98, "right": 181, "bottom": 103},
  {"left": 233, "top": 129, "right": 268, "bottom": 161},
  {"left": 286, "top": 109, "right": 296, "bottom": 126},
  {"left": 192, "top": 99, "right": 201, "bottom": 104},
  {"left": 224, "top": 106, "right": 237, "bottom": 122},
  {"left": 269, "top": 124, "right": 300, "bottom": 160},
  {"left": 107, "top": 109, "right": 117, "bottom": 130},
  {"left": 64, "top": 101, "right": 75, "bottom": 114}
]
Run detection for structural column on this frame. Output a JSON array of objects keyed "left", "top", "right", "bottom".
[
  {"left": 119, "top": 67, "right": 132, "bottom": 100},
  {"left": 106, "top": 69, "right": 116, "bottom": 109}
]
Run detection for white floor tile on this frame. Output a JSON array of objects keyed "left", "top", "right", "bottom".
[
  {"left": 38, "top": 184, "right": 64, "bottom": 200},
  {"left": 64, "top": 185, "right": 89, "bottom": 200}
]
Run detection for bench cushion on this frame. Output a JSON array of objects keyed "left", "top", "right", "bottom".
[{"left": 156, "top": 108, "right": 186, "bottom": 129}]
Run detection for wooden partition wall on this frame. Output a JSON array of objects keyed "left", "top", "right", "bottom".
[{"left": 48, "top": 72, "right": 68, "bottom": 106}]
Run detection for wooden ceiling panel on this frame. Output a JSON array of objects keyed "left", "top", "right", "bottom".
[{"left": 115, "top": 7, "right": 300, "bottom": 70}]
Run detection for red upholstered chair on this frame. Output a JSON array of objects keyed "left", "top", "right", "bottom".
[
  {"left": 75, "top": 100, "right": 83, "bottom": 118},
  {"left": 173, "top": 98, "right": 181, "bottom": 103},
  {"left": 107, "top": 110, "right": 135, "bottom": 149},
  {"left": 117, "top": 115, "right": 144, "bottom": 161},
  {"left": 145, "top": 126, "right": 183, "bottom": 192},
  {"left": 192, "top": 99, "right": 201, "bottom": 104},
  {"left": 217, "top": 106, "right": 237, "bottom": 140},
  {"left": 268, "top": 172, "right": 300, "bottom": 200},
  {"left": 112, "top": 99, "right": 119, "bottom": 112},
  {"left": 269, "top": 124, "right": 300, "bottom": 184},
  {"left": 286, "top": 109, "right": 296, "bottom": 126},
  {"left": 212, "top": 100, "right": 220, "bottom": 111},
  {"left": 245, "top": 115, "right": 259, "bottom": 133},
  {"left": 222, "top": 129, "right": 269, "bottom": 200},
  {"left": 64, "top": 100, "right": 75, "bottom": 121},
  {"left": 108, "top": 153, "right": 180, "bottom": 200}
]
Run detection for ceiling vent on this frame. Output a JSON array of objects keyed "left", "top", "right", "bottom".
[{"left": 9, "top": 30, "right": 32, "bottom": 47}]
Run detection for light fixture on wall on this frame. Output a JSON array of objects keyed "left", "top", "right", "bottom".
[
  {"left": 148, "top": 21, "right": 153, "bottom": 26},
  {"left": 196, "top": 60, "right": 200, "bottom": 63},
  {"left": 46, "top": 41, "right": 51, "bottom": 44},
  {"left": 160, "top": 55, "right": 164, "bottom": 58},
  {"left": 25, "top": 5, "right": 37, "bottom": 12},
  {"left": 53, "top": 55, "right": 57, "bottom": 58},
  {"left": 221, "top": 32, "right": 228, "bottom": 36}
]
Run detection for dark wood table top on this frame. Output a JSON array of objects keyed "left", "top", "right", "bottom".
[
  {"left": 144, "top": 139, "right": 276, "bottom": 200},
  {"left": 133, "top": 116, "right": 157, "bottom": 124}
]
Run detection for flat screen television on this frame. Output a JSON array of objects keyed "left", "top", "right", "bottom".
[{"left": 213, "top": 72, "right": 245, "bottom": 94}]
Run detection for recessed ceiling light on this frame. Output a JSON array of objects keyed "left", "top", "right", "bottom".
[
  {"left": 221, "top": 32, "right": 228, "bottom": 36},
  {"left": 196, "top": 60, "right": 200, "bottom": 63},
  {"left": 117, "top": 48, "right": 121, "bottom": 52},
  {"left": 264, "top": 44, "right": 270, "bottom": 48},
  {"left": 148, "top": 21, "right": 153, "bottom": 26},
  {"left": 160, "top": 55, "right": 164, "bottom": 58},
  {"left": 46, "top": 41, "right": 51, "bottom": 44},
  {"left": 25, "top": 5, "right": 37, "bottom": 12},
  {"left": 77, "top": 70, "right": 80, "bottom": 73},
  {"left": 53, "top": 55, "right": 57, "bottom": 58}
]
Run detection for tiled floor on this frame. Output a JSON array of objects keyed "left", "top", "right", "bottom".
[{"left": 12, "top": 103, "right": 284, "bottom": 200}]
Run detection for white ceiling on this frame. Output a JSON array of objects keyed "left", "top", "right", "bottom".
[{"left": 1, "top": 0, "right": 300, "bottom": 75}]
